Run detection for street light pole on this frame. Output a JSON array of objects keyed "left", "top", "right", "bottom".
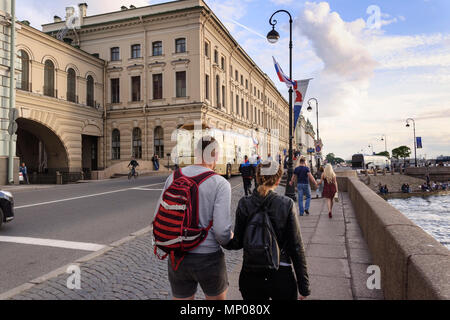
[
  {"left": 267, "top": 10, "right": 296, "bottom": 201},
  {"left": 406, "top": 118, "right": 417, "bottom": 167},
  {"left": 307, "top": 98, "right": 319, "bottom": 172}
]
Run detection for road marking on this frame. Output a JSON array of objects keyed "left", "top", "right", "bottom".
[
  {"left": 14, "top": 182, "right": 166, "bottom": 210},
  {"left": 132, "top": 188, "right": 164, "bottom": 191},
  {"left": 232, "top": 183, "right": 243, "bottom": 190},
  {"left": 0, "top": 236, "right": 106, "bottom": 251}
]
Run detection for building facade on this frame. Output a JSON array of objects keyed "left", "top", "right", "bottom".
[
  {"left": 1, "top": 0, "right": 317, "bottom": 183},
  {"left": 42, "top": 0, "right": 291, "bottom": 171}
]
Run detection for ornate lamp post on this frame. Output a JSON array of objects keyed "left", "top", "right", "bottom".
[
  {"left": 307, "top": 98, "right": 320, "bottom": 172},
  {"left": 406, "top": 118, "right": 417, "bottom": 167},
  {"left": 267, "top": 10, "right": 296, "bottom": 201}
]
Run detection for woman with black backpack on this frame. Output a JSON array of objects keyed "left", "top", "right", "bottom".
[{"left": 223, "top": 160, "right": 310, "bottom": 300}]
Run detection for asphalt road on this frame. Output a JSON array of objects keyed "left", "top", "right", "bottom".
[{"left": 0, "top": 174, "right": 243, "bottom": 294}]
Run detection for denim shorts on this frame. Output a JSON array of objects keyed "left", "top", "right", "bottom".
[{"left": 168, "top": 250, "right": 228, "bottom": 298}]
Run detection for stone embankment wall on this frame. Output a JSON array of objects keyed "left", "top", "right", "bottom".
[
  {"left": 359, "top": 174, "right": 425, "bottom": 193},
  {"left": 336, "top": 171, "right": 450, "bottom": 300},
  {"left": 406, "top": 167, "right": 450, "bottom": 182}
]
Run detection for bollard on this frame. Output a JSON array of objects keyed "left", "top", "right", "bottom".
[{"left": 56, "top": 171, "right": 63, "bottom": 185}]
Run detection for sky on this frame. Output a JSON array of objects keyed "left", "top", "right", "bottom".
[{"left": 17, "top": 0, "right": 450, "bottom": 160}]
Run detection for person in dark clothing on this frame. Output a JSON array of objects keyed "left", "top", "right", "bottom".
[
  {"left": 239, "top": 155, "right": 254, "bottom": 196},
  {"left": 20, "top": 162, "right": 29, "bottom": 184},
  {"left": 224, "top": 160, "right": 310, "bottom": 300},
  {"left": 128, "top": 158, "right": 139, "bottom": 177},
  {"left": 252, "top": 156, "right": 261, "bottom": 193}
]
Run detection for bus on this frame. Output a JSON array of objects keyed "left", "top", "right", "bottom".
[
  {"left": 352, "top": 154, "right": 391, "bottom": 170},
  {"left": 173, "top": 124, "right": 258, "bottom": 179}
]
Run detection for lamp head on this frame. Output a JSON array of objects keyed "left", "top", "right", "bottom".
[
  {"left": 307, "top": 105, "right": 313, "bottom": 112},
  {"left": 406, "top": 123, "right": 410, "bottom": 128},
  {"left": 267, "top": 28, "right": 280, "bottom": 44}
]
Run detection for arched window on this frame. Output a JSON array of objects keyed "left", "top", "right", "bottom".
[
  {"left": 216, "top": 75, "right": 220, "bottom": 108},
  {"left": 17, "top": 50, "right": 30, "bottom": 91},
  {"left": 44, "top": 60, "right": 55, "bottom": 97},
  {"left": 132, "top": 127, "right": 142, "bottom": 159},
  {"left": 154, "top": 126, "right": 164, "bottom": 158},
  {"left": 67, "top": 68, "right": 76, "bottom": 102},
  {"left": 86, "top": 75, "right": 94, "bottom": 107},
  {"left": 112, "top": 129, "right": 120, "bottom": 160}
]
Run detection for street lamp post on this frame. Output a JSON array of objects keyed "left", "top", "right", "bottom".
[
  {"left": 307, "top": 98, "right": 320, "bottom": 172},
  {"left": 381, "top": 135, "right": 387, "bottom": 153},
  {"left": 368, "top": 144, "right": 374, "bottom": 155},
  {"left": 267, "top": 10, "right": 296, "bottom": 201},
  {"left": 406, "top": 118, "right": 417, "bottom": 167}
]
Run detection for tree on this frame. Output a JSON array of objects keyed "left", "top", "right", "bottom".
[
  {"left": 376, "top": 151, "right": 390, "bottom": 158},
  {"left": 392, "top": 146, "right": 411, "bottom": 163},
  {"left": 325, "top": 153, "right": 345, "bottom": 165}
]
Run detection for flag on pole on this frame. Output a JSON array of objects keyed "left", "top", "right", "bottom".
[
  {"left": 416, "top": 137, "right": 423, "bottom": 149},
  {"left": 272, "top": 56, "right": 311, "bottom": 131}
]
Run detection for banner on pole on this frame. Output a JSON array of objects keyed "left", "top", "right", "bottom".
[{"left": 416, "top": 137, "right": 422, "bottom": 149}]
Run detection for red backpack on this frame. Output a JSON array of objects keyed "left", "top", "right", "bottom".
[{"left": 153, "top": 169, "right": 217, "bottom": 270}]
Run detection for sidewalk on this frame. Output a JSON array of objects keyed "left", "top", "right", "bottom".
[{"left": 2, "top": 185, "right": 383, "bottom": 300}]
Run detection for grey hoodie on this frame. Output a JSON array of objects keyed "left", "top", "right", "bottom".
[{"left": 153, "top": 165, "right": 232, "bottom": 254}]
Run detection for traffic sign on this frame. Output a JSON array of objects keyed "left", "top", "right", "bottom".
[
  {"left": 315, "top": 145, "right": 322, "bottom": 153},
  {"left": 8, "top": 121, "right": 18, "bottom": 135}
]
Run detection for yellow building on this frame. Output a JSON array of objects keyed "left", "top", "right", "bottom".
[{"left": 3, "top": 0, "right": 315, "bottom": 183}]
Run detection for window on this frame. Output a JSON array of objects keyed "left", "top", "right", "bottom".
[
  {"left": 235, "top": 70, "right": 238, "bottom": 81},
  {"left": 87, "top": 75, "right": 94, "bottom": 107},
  {"left": 204, "top": 41, "right": 209, "bottom": 57},
  {"left": 131, "top": 44, "right": 141, "bottom": 59},
  {"left": 132, "top": 127, "right": 142, "bottom": 159},
  {"left": 67, "top": 68, "right": 76, "bottom": 102},
  {"left": 214, "top": 50, "right": 218, "bottom": 64},
  {"left": 245, "top": 79, "right": 248, "bottom": 89},
  {"left": 246, "top": 102, "right": 249, "bottom": 120},
  {"left": 205, "top": 74, "right": 209, "bottom": 100},
  {"left": 230, "top": 65, "right": 233, "bottom": 76},
  {"left": 111, "top": 47, "right": 120, "bottom": 61},
  {"left": 222, "top": 85, "right": 225, "bottom": 109},
  {"left": 152, "top": 41, "right": 162, "bottom": 56},
  {"left": 154, "top": 126, "right": 164, "bottom": 158},
  {"left": 230, "top": 91, "right": 233, "bottom": 112},
  {"left": 175, "top": 38, "right": 186, "bottom": 53},
  {"left": 216, "top": 75, "right": 220, "bottom": 107},
  {"left": 111, "top": 78, "right": 120, "bottom": 103},
  {"left": 131, "top": 76, "right": 141, "bottom": 101},
  {"left": 44, "top": 60, "right": 55, "bottom": 97},
  {"left": 153, "top": 74, "right": 163, "bottom": 100},
  {"left": 176, "top": 71, "right": 186, "bottom": 97},
  {"left": 17, "top": 50, "right": 30, "bottom": 91},
  {"left": 112, "top": 129, "right": 120, "bottom": 160},
  {"left": 254, "top": 87, "right": 256, "bottom": 96},
  {"left": 241, "top": 98, "right": 244, "bottom": 116},
  {"left": 221, "top": 57, "right": 225, "bottom": 70},
  {"left": 236, "top": 95, "right": 239, "bottom": 115},
  {"left": 240, "top": 75, "right": 243, "bottom": 86}
]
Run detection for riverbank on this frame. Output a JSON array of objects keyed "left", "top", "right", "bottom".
[
  {"left": 381, "top": 190, "right": 450, "bottom": 200},
  {"left": 359, "top": 173, "right": 426, "bottom": 194}
]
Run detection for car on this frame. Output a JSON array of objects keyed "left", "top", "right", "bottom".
[{"left": 0, "top": 190, "right": 14, "bottom": 229}]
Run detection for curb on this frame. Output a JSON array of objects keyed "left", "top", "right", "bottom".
[{"left": 0, "top": 225, "right": 153, "bottom": 300}]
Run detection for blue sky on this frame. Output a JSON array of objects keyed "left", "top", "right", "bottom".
[{"left": 18, "top": 0, "right": 450, "bottom": 160}]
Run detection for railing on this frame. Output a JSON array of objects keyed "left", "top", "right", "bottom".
[
  {"left": 43, "top": 86, "right": 58, "bottom": 98},
  {"left": 66, "top": 92, "right": 79, "bottom": 104}
]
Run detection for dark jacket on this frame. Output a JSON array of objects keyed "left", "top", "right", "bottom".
[
  {"left": 224, "top": 191, "right": 310, "bottom": 297},
  {"left": 239, "top": 161, "right": 254, "bottom": 179}
]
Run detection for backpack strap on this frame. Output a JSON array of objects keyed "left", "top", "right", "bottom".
[
  {"left": 190, "top": 170, "right": 217, "bottom": 185},
  {"left": 174, "top": 168, "right": 183, "bottom": 180}
]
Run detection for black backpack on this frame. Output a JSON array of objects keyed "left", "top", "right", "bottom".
[{"left": 243, "top": 195, "right": 280, "bottom": 271}]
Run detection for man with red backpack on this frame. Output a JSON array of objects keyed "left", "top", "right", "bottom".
[{"left": 153, "top": 135, "right": 233, "bottom": 300}]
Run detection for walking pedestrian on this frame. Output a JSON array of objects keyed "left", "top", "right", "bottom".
[
  {"left": 252, "top": 156, "right": 261, "bottom": 193},
  {"left": 153, "top": 136, "right": 233, "bottom": 300},
  {"left": 289, "top": 157, "right": 317, "bottom": 216},
  {"left": 321, "top": 164, "right": 339, "bottom": 219},
  {"left": 20, "top": 162, "right": 29, "bottom": 184},
  {"left": 239, "top": 155, "right": 254, "bottom": 196},
  {"left": 224, "top": 160, "right": 310, "bottom": 300},
  {"left": 315, "top": 166, "right": 324, "bottom": 198},
  {"left": 152, "top": 154, "right": 160, "bottom": 171}
]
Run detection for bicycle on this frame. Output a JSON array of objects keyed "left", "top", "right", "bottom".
[{"left": 128, "top": 167, "right": 139, "bottom": 180}]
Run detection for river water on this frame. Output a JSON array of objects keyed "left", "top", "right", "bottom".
[{"left": 388, "top": 194, "right": 450, "bottom": 250}]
